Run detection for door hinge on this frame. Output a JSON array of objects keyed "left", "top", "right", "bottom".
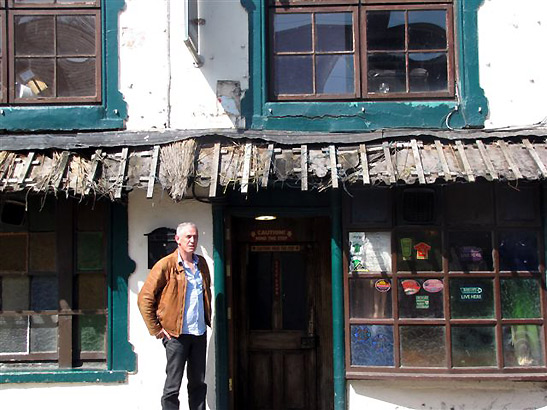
[{"left": 229, "top": 377, "right": 233, "bottom": 392}]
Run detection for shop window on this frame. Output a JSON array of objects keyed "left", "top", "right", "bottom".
[{"left": 345, "top": 184, "right": 546, "bottom": 377}]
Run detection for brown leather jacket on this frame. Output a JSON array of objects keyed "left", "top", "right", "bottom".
[{"left": 137, "top": 249, "right": 212, "bottom": 337}]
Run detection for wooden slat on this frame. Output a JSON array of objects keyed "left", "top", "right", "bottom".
[
  {"left": 300, "top": 144, "right": 308, "bottom": 191},
  {"left": 209, "top": 142, "right": 221, "bottom": 197},
  {"left": 411, "top": 139, "right": 426, "bottom": 184},
  {"left": 17, "top": 152, "right": 35, "bottom": 185},
  {"left": 498, "top": 140, "right": 523, "bottom": 179},
  {"left": 523, "top": 139, "right": 547, "bottom": 178},
  {"left": 329, "top": 145, "right": 339, "bottom": 189},
  {"left": 382, "top": 142, "right": 396, "bottom": 184},
  {"left": 455, "top": 140, "right": 475, "bottom": 182},
  {"left": 261, "top": 143, "right": 274, "bottom": 188},
  {"left": 476, "top": 140, "right": 498, "bottom": 180},
  {"left": 84, "top": 149, "right": 101, "bottom": 194},
  {"left": 147, "top": 145, "right": 160, "bottom": 198},
  {"left": 359, "top": 144, "right": 370, "bottom": 185},
  {"left": 114, "top": 147, "right": 129, "bottom": 199},
  {"left": 241, "top": 142, "right": 252, "bottom": 194},
  {"left": 54, "top": 151, "right": 70, "bottom": 190},
  {"left": 434, "top": 140, "right": 452, "bottom": 181}
]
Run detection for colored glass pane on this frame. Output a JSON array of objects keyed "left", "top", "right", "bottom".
[
  {"left": 400, "top": 326, "right": 446, "bottom": 367},
  {"left": 350, "top": 325, "right": 394, "bottom": 366},
  {"left": 31, "top": 275, "right": 58, "bottom": 310},
  {"left": 501, "top": 279, "right": 541, "bottom": 319},
  {"left": 1, "top": 276, "right": 29, "bottom": 310},
  {"left": 79, "top": 314, "right": 106, "bottom": 352},
  {"left": 77, "top": 232, "right": 104, "bottom": 271},
  {"left": 0, "top": 233, "right": 27, "bottom": 272},
  {"left": 29, "top": 232, "right": 56, "bottom": 272},
  {"left": 78, "top": 273, "right": 106, "bottom": 310}
]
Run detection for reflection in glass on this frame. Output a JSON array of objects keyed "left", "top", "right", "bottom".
[
  {"left": 448, "top": 231, "right": 493, "bottom": 272},
  {"left": 30, "top": 315, "right": 58, "bottom": 353},
  {"left": 501, "top": 279, "right": 541, "bottom": 319},
  {"left": 400, "top": 326, "right": 446, "bottom": 367},
  {"left": 409, "top": 53, "right": 447, "bottom": 92},
  {"left": 1, "top": 276, "right": 29, "bottom": 310},
  {"left": 450, "top": 278, "right": 494, "bottom": 319},
  {"left": 58, "top": 57, "right": 96, "bottom": 97},
  {"left": 273, "top": 13, "right": 312, "bottom": 53},
  {"left": 274, "top": 55, "right": 313, "bottom": 95},
  {"left": 31, "top": 275, "right": 58, "bottom": 310},
  {"left": 316, "top": 13, "right": 353, "bottom": 52},
  {"left": 57, "top": 16, "right": 96, "bottom": 55},
  {"left": 408, "top": 10, "right": 447, "bottom": 50},
  {"left": 398, "top": 278, "right": 443, "bottom": 318},
  {"left": 316, "top": 55, "right": 354, "bottom": 94},
  {"left": 349, "top": 278, "right": 392, "bottom": 319},
  {"left": 15, "top": 58, "right": 55, "bottom": 99},
  {"left": 350, "top": 325, "right": 393, "bottom": 366},
  {"left": 452, "top": 326, "right": 496, "bottom": 367},
  {"left": 367, "top": 53, "right": 405, "bottom": 93},
  {"left": 503, "top": 325, "right": 544, "bottom": 367},
  {"left": 0, "top": 316, "right": 28, "bottom": 353},
  {"left": 499, "top": 231, "right": 538, "bottom": 271},
  {"left": 367, "top": 11, "right": 405, "bottom": 50},
  {"left": 14, "top": 16, "right": 55, "bottom": 56}
]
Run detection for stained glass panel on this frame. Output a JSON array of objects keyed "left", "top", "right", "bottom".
[
  {"left": 79, "top": 314, "right": 106, "bottom": 352},
  {"left": 400, "top": 326, "right": 446, "bottom": 367},
  {"left": 78, "top": 274, "right": 106, "bottom": 310},
  {"left": 452, "top": 326, "right": 496, "bottom": 367},
  {"left": 0, "top": 233, "right": 27, "bottom": 272},
  {"left": 503, "top": 325, "right": 544, "bottom": 367},
  {"left": 30, "top": 315, "right": 58, "bottom": 353},
  {"left": 501, "top": 279, "right": 541, "bottom": 319},
  {"left": 31, "top": 275, "right": 58, "bottom": 310},
  {"left": 77, "top": 232, "right": 104, "bottom": 271},
  {"left": 350, "top": 325, "right": 393, "bottom": 366},
  {"left": 29, "top": 232, "right": 56, "bottom": 272},
  {"left": 1, "top": 276, "right": 29, "bottom": 310}
]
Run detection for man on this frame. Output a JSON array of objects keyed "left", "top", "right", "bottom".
[{"left": 138, "top": 222, "right": 212, "bottom": 410}]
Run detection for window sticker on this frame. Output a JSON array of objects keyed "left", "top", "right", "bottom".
[
  {"left": 414, "top": 242, "right": 432, "bottom": 260},
  {"left": 375, "top": 279, "right": 391, "bottom": 293},
  {"left": 423, "top": 279, "right": 443, "bottom": 293},
  {"left": 401, "top": 279, "right": 421, "bottom": 295},
  {"left": 401, "top": 238, "right": 413, "bottom": 261},
  {"left": 349, "top": 232, "right": 391, "bottom": 272},
  {"left": 459, "top": 246, "right": 483, "bottom": 263},
  {"left": 416, "top": 295, "right": 430, "bottom": 309},
  {"left": 460, "top": 286, "right": 483, "bottom": 301}
]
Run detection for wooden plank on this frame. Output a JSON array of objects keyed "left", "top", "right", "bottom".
[
  {"left": 382, "top": 142, "right": 396, "bottom": 184},
  {"left": 241, "top": 142, "right": 252, "bottom": 194},
  {"left": 434, "top": 140, "right": 452, "bottom": 181},
  {"left": 114, "top": 147, "right": 129, "bottom": 199},
  {"left": 54, "top": 151, "right": 71, "bottom": 190},
  {"left": 300, "top": 144, "right": 308, "bottom": 191},
  {"left": 498, "top": 140, "right": 523, "bottom": 179},
  {"left": 523, "top": 139, "right": 547, "bottom": 178},
  {"left": 84, "top": 150, "right": 101, "bottom": 194},
  {"left": 455, "top": 140, "right": 475, "bottom": 182},
  {"left": 17, "top": 152, "right": 35, "bottom": 185},
  {"left": 261, "top": 143, "right": 274, "bottom": 188},
  {"left": 476, "top": 140, "right": 498, "bottom": 180},
  {"left": 359, "top": 144, "right": 370, "bottom": 185},
  {"left": 209, "top": 142, "right": 221, "bottom": 197},
  {"left": 411, "top": 139, "right": 426, "bottom": 184},
  {"left": 147, "top": 145, "right": 160, "bottom": 198},
  {"left": 329, "top": 145, "right": 339, "bottom": 189}
]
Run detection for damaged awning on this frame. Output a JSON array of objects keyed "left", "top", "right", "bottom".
[{"left": 2, "top": 131, "right": 547, "bottom": 201}]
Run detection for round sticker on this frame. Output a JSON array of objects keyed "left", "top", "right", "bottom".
[
  {"left": 401, "top": 279, "right": 421, "bottom": 295},
  {"left": 423, "top": 279, "right": 444, "bottom": 293},
  {"left": 375, "top": 279, "right": 391, "bottom": 293}
]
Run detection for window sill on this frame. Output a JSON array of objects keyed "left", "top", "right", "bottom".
[
  {"left": 346, "top": 371, "right": 547, "bottom": 382},
  {"left": 0, "top": 369, "right": 129, "bottom": 384}
]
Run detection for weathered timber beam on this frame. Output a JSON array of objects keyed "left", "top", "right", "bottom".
[
  {"left": 455, "top": 140, "right": 475, "bottom": 182},
  {"left": 476, "top": 140, "right": 498, "bottom": 180}
]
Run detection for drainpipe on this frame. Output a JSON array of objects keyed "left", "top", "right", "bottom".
[{"left": 331, "top": 190, "right": 346, "bottom": 410}]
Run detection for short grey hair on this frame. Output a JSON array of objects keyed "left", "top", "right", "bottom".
[{"left": 176, "top": 222, "right": 197, "bottom": 237}]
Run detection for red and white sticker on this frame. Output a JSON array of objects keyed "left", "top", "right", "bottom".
[
  {"left": 401, "top": 279, "right": 421, "bottom": 295},
  {"left": 375, "top": 279, "right": 391, "bottom": 293},
  {"left": 423, "top": 279, "right": 443, "bottom": 293}
]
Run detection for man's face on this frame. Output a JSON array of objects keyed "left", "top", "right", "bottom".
[{"left": 175, "top": 225, "right": 198, "bottom": 254}]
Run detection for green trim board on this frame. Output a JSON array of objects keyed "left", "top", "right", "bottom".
[
  {"left": 0, "top": 0, "right": 127, "bottom": 132},
  {"left": 241, "top": 0, "right": 488, "bottom": 131},
  {"left": 0, "top": 370, "right": 128, "bottom": 384}
]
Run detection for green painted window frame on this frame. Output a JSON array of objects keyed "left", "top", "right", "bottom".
[
  {"left": 242, "top": 0, "right": 488, "bottom": 131},
  {"left": 0, "top": 201, "right": 136, "bottom": 384},
  {"left": 0, "top": 0, "right": 127, "bottom": 132}
]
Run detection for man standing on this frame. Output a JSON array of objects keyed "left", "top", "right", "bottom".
[{"left": 138, "top": 222, "right": 211, "bottom": 410}]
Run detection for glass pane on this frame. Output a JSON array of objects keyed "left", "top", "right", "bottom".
[
  {"left": 445, "top": 183, "right": 494, "bottom": 225},
  {"left": 367, "top": 11, "right": 405, "bottom": 50},
  {"left": 350, "top": 325, "right": 393, "bottom": 366},
  {"left": 30, "top": 315, "right": 58, "bottom": 353},
  {"left": 496, "top": 185, "right": 539, "bottom": 225},
  {"left": 281, "top": 253, "right": 306, "bottom": 330},
  {"left": 78, "top": 274, "right": 106, "bottom": 310},
  {"left": 503, "top": 325, "right": 544, "bottom": 367},
  {"left": 14, "top": 15, "right": 54, "bottom": 55},
  {"left": 77, "top": 232, "right": 104, "bottom": 271},
  {"left": 28, "top": 196, "right": 56, "bottom": 231},
  {"left": 450, "top": 278, "right": 494, "bottom": 319},
  {"left": 274, "top": 55, "right": 313, "bottom": 95},
  {"left": 396, "top": 230, "right": 442, "bottom": 272},
  {"left": 0, "top": 316, "right": 28, "bottom": 353},
  {"left": 57, "top": 57, "right": 96, "bottom": 97},
  {"left": 77, "top": 200, "right": 105, "bottom": 231},
  {"left": 499, "top": 231, "right": 539, "bottom": 271},
  {"left": 57, "top": 15, "right": 96, "bottom": 55},
  {"left": 29, "top": 232, "right": 56, "bottom": 272},
  {"left": 31, "top": 275, "right": 58, "bottom": 310},
  {"left": 448, "top": 231, "right": 493, "bottom": 272},
  {"left": 1, "top": 276, "right": 29, "bottom": 310},
  {"left": 349, "top": 278, "right": 392, "bottom": 319},
  {"left": 349, "top": 232, "right": 391, "bottom": 273},
  {"left": 248, "top": 251, "right": 272, "bottom": 330},
  {"left": 0, "top": 233, "right": 27, "bottom": 272},
  {"left": 408, "top": 10, "right": 447, "bottom": 50},
  {"left": 398, "top": 278, "right": 443, "bottom": 318},
  {"left": 316, "top": 55, "right": 354, "bottom": 94},
  {"left": 273, "top": 13, "right": 312, "bottom": 53},
  {"left": 14, "top": 0, "right": 55, "bottom": 3},
  {"left": 409, "top": 53, "right": 447, "bottom": 92},
  {"left": 350, "top": 189, "right": 391, "bottom": 225},
  {"left": 15, "top": 58, "right": 55, "bottom": 98},
  {"left": 79, "top": 314, "right": 106, "bottom": 352},
  {"left": 452, "top": 326, "right": 496, "bottom": 367},
  {"left": 316, "top": 13, "right": 353, "bottom": 52},
  {"left": 367, "top": 53, "right": 405, "bottom": 94},
  {"left": 501, "top": 279, "right": 541, "bottom": 319},
  {"left": 400, "top": 326, "right": 446, "bottom": 367}
]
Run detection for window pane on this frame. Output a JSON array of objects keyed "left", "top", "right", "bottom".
[
  {"left": 448, "top": 231, "right": 493, "bottom": 272},
  {"left": 57, "top": 15, "right": 96, "bottom": 55},
  {"left": 316, "top": 13, "right": 353, "bottom": 52},
  {"left": 367, "top": 53, "right": 405, "bottom": 94},
  {"left": 1, "top": 276, "right": 29, "bottom": 310},
  {"left": 445, "top": 183, "right": 494, "bottom": 225},
  {"left": 0, "top": 234, "right": 27, "bottom": 272},
  {"left": 57, "top": 57, "right": 96, "bottom": 97},
  {"left": 28, "top": 196, "right": 56, "bottom": 231},
  {"left": 499, "top": 231, "right": 539, "bottom": 271},
  {"left": 78, "top": 274, "right": 106, "bottom": 310},
  {"left": 396, "top": 230, "right": 442, "bottom": 272},
  {"left": 450, "top": 278, "right": 494, "bottom": 319},
  {"left": 273, "top": 13, "right": 312, "bottom": 53},
  {"left": 408, "top": 10, "right": 447, "bottom": 50},
  {"left": 14, "top": 15, "right": 55, "bottom": 55},
  {"left": 408, "top": 53, "right": 447, "bottom": 92},
  {"left": 29, "top": 232, "right": 56, "bottom": 272},
  {"left": 398, "top": 278, "right": 443, "bottom": 318},
  {"left": 496, "top": 185, "right": 539, "bottom": 225},
  {"left": 349, "top": 232, "right": 391, "bottom": 273},
  {"left": 274, "top": 55, "right": 313, "bottom": 95},
  {"left": 15, "top": 58, "right": 55, "bottom": 99},
  {"left": 452, "top": 326, "right": 496, "bottom": 367},
  {"left": 79, "top": 314, "right": 106, "bottom": 352},
  {"left": 31, "top": 275, "right": 58, "bottom": 310},
  {"left": 0, "top": 316, "right": 28, "bottom": 353},
  {"left": 14, "top": 0, "right": 55, "bottom": 3},
  {"left": 77, "top": 232, "right": 104, "bottom": 271},
  {"left": 316, "top": 55, "right": 354, "bottom": 94},
  {"left": 400, "top": 326, "right": 446, "bottom": 367},
  {"left": 30, "top": 315, "right": 58, "bottom": 353},
  {"left": 503, "top": 325, "right": 544, "bottom": 367},
  {"left": 281, "top": 252, "right": 306, "bottom": 331},
  {"left": 501, "top": 279, "right": 541, "bottom": 319},
  {"left": 248, "top": 252, "right": 272, "bottom": 330},
  {"left": 367, "top": 11, "right": 405, "bottom": 50},
  {"left": 350, "top": 325, "right": 393, "bottom": 366},
  {"left": 349, "top": 278, "right": 392, "bottom": 319}
]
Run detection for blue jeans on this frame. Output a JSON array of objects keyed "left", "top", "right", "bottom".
[{"left": 161, "top": 333, "right": 207, "bottom": 410}]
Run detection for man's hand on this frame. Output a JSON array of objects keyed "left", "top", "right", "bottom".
[{"left": 156, "top": 328, "right": 172, "bottom": 340}]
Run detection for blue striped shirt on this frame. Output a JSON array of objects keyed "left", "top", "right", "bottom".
[{"left": 179, "top": 253, "right": 206, "bottom": 336}]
